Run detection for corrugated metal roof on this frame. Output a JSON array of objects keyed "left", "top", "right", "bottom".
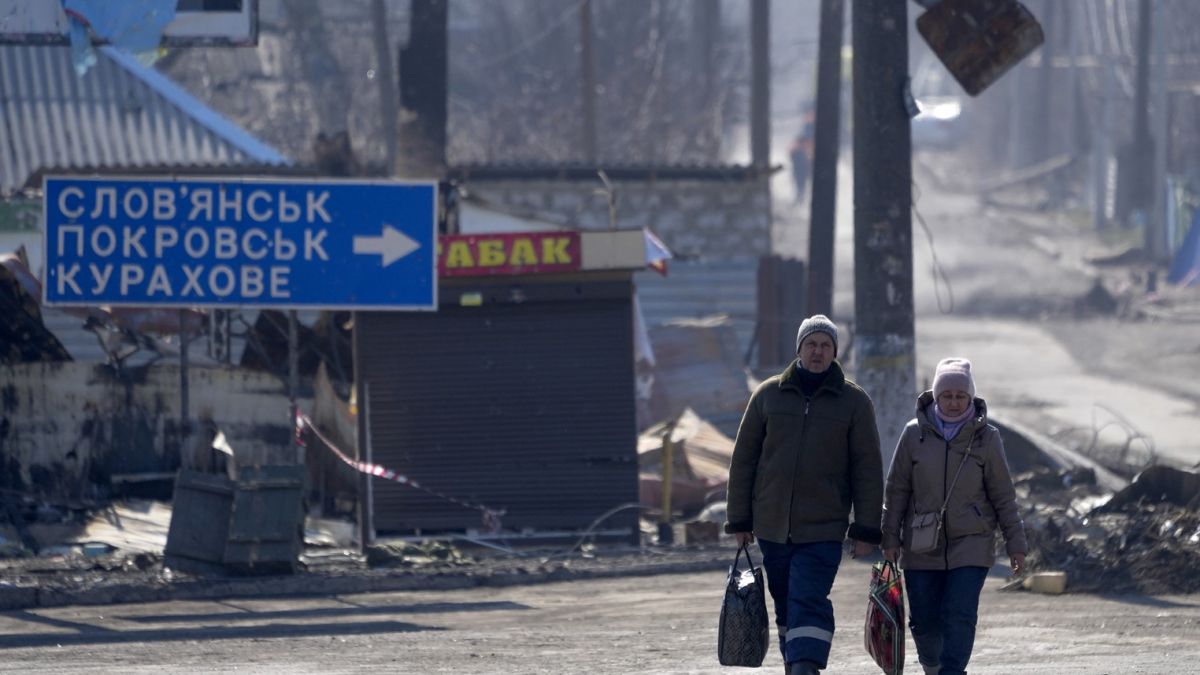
[
  {"left": 0, "top": 45, "right": 289, "bottom": 197},
  {"left": 634, "top": 260, "right": 758, "bottom": 352}
]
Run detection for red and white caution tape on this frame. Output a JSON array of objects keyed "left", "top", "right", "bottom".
[{"left": 295, "top": 409, "right": 504, "bottom": 533}]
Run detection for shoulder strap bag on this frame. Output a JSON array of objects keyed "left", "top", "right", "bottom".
[{"left": 907, "top": 440, "right": 974, "bottom": 555}]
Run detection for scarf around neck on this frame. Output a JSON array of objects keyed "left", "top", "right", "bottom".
[
  {"left": 796, "top": 365, "right": 828, "bottom": 397},
  {"left": 934, "top": 401, "right": 975, "bottom": 441}
]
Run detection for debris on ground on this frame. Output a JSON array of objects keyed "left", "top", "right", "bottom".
[
  {"left": 0, "top": 248, "right": 72, "bottom": 363},
  {"left": 1073, "top": 278, "right": 1120, "bottom": 316},
  {"left": 364, "top": 540, "right": 475, "bottom": 568},
  {"left": 0, "top": 535, "right": 28, "bottom": 559},
  {"left": 1091, "top": 465, "right": 1200, "bottom": 513},
  {"left": 1018, "top": 465, "right": 1200, "bottom": 594},
  {"left": 637, "top": 407, "right": 733, "bottom": 518},
  {"left": 1020, "top": 571, "right": 1067, "bottom": 594}
]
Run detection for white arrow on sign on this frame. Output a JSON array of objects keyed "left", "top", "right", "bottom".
[{"left": 353, "top": 224, "right": 421, "bottom": 267}]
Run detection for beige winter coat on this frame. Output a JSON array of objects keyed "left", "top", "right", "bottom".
[{"left": 881, "top": 393, "right": 1027, "bottom": 570}]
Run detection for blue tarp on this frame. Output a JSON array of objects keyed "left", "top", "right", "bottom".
[
  {"left": 1167, "top": 209, "right": 1200, "bottom": 287},
  {"left": 63, "top": 0, "right": 177, "bottom": 75}
]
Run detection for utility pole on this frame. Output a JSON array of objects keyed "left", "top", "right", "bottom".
[
  {"left": 1033, "top": 0, "right": 1056, "bottom": 162},
  {"left": 352, "top": 314, "right": 372, "bottom": 550},
  {"left": 806, "top": 0, "right": 845, "bottom": 318},
  {"left": 288, "top": 310, "right": 300, "bottom": 463},
  {"left": 356, "top": 0, "right": 447, "bottom": 550},
  {"left": 1133, "top": 0, "right": 1153, "bottom": 184},
  {"left": 1093, "top": 36, "right": 1115, "bottom": 231},
  {"left": 369, "top": 0, "right": 398, "bottom": 174},
  {"left": 1151, "top": 0, "right": 1169, "bottom": 261},
  {"left": 397, "top": 0, "right": 448, "bottom": 176},
  {"left": 1117, "top": 0, "right": 1154, "bottom": 231},
  {"left": 852, "top": 0, "right": 915, "bottom": 464},
  {"left": 750, "top": 0, "right": 770, "bottom": 169},
  {"left": 581, "top": 0, "right": 598, "bottom": 163},
  {"left": 692, "top": 0, "right": 721, "bottom": 154},
  {"left": 694, "top": 0, "right": 719, "bottom": 116},
  {"left": 1133, "top": 0, "right": 1154, "bottom": 240},
  {"left": 1005, "top": 59, "right": 1022, "bottom": 169},
  {"left": 1064, "top": 2, "right": 1080, "bottom": 159},
  {"left": 179, "top": 309, "right": 190, "bottom": 464}
]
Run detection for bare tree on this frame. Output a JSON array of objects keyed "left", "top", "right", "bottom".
[
  {"left": 448, "top": 0, "right": 745, "bottom": 165},
  {"left": 160, "top": 0, "right": 746, "bottom": 168}
]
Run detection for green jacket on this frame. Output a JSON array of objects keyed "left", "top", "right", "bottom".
[
  {"left": 724, "top": 361, "right": 884, "bottom": 545},
  {"left": 881, "top": 392, "right": 1028, "bottom": 570}
]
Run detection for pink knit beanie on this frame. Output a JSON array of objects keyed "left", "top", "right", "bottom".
[{"left": 932, "top": 357, "right": 975, "bottom": 399}]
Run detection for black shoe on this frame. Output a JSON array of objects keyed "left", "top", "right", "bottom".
[{"left": 787, "top": 661, "right": 820, "bottom": 675}]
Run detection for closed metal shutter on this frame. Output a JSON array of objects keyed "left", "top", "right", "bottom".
[{"left": 358, "top": 279, "right": 639, "bottom": 535}]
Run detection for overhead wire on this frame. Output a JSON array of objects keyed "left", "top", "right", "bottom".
[{"left": 910, "top": 176, "right": 955, "bottom": 315}]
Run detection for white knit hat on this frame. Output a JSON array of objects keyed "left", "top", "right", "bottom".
[{"left": 932, "top": 357, "right": 975, "bottom": 399}]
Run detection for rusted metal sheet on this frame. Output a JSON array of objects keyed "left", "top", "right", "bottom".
[
  {"left": 635, "top": 260, "right": 759, "bottom": 358},
  {"left": 916, "top": 0, "right": 1044, "bottom": 97},
  {"left": 359, "top": 279, "right": 639, "bottom": 536},
  {"left": 755, "top": 255, "right": 807, "bottom": 367}
]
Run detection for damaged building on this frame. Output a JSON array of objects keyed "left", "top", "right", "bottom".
[{"left": 0, "top": 42, "right": 295, "bottom": 503}]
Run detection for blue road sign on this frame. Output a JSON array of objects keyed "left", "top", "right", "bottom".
[{"left": 43, "top": 176, "right": 437, "bottom": 310}]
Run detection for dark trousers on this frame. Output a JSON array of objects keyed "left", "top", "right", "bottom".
[
  {"left": 757, "top": 539, "right": 842, "bottom": 669},
  {"left": 904, "top": 566, "right": 990, "bottom": 675}
]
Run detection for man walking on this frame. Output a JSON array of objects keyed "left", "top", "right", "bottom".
[{"left": 725, "top": 314, "right": 883, "bottom": 675}]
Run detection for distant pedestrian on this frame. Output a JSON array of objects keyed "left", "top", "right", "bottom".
[
  {"left": 789, "top": 107, "right": 816, "bottom": 205},
  {"left": 789, "top": 134, "right": 810, "bottom": 205},
  {"left": 881, "top": 358, "right": 1028, "bottom": 675},
  {"left": 725, "top": 314, "right": 883, "bottom": 675}
]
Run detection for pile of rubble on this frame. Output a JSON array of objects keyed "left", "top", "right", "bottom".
[
  {"left": 364, "top": 540, "right": 475, "bottom": 569},
  {"left": 1019, "top": 465, "right": 1200, "bottom": 594},
  {"left": 0, "top": 248, "right": 71, "bottom": 363}
]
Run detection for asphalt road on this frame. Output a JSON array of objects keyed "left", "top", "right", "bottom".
[
  {"left": 772, "top": 154, "right": 1200, "bottom": 472},
  {"left": 2, "top": 557, "right": 1198, "bottom": 674}
]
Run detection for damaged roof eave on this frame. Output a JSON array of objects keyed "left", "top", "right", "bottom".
[{"left": 100, "top": 47, "right": 289, "bottom": 167}]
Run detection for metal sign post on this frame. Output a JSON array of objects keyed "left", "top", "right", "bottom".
[{"left": 44, "top": 176, "right": 438, "bottom": 546}]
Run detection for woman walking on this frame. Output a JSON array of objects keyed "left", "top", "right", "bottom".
[{"left": 881, "top": 358, "right": 1027, "bottom": 675}]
